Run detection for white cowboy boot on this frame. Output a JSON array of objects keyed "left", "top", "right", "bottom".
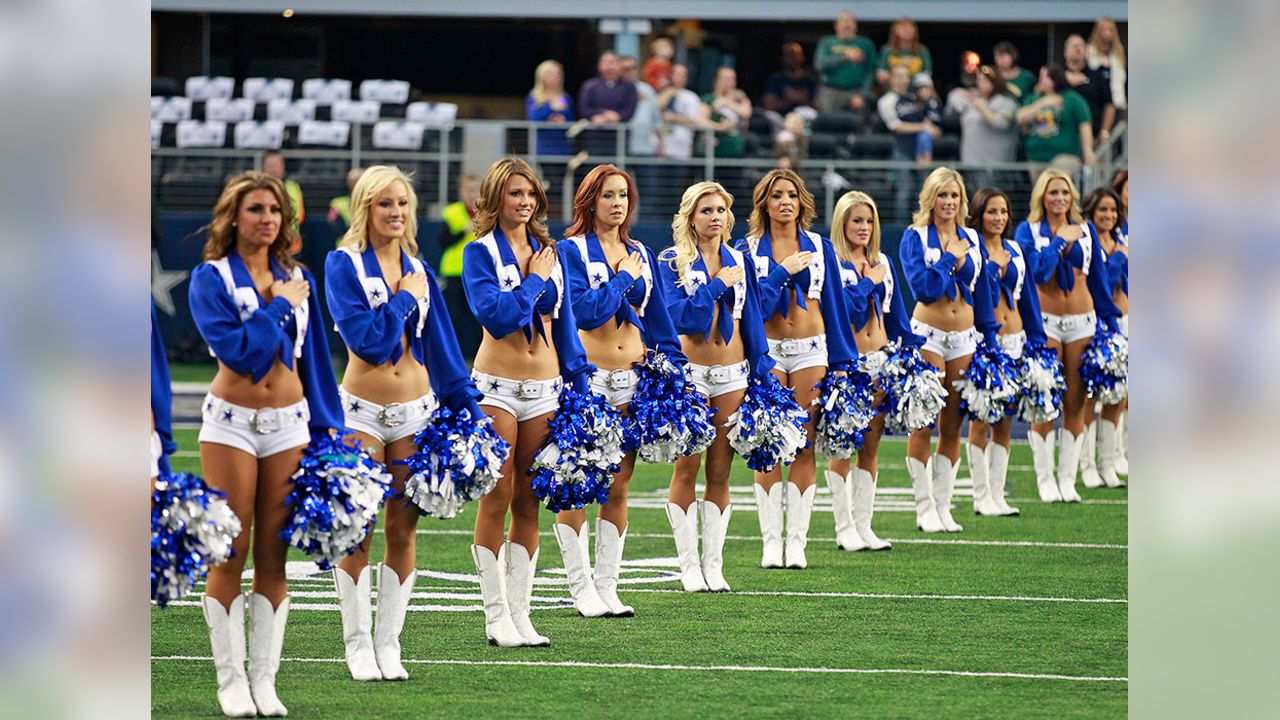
[
  {"left": 1079, "top": 421, "right": 1104, "bottom": 488},
  {"left": 784, "top": 483, "right": 816, "bottom": 569},
  {"left": 1028, "top": 430, "right": 1062, "bottom": 502},
  {"left": 502, "top": 542, "right": 550, "bottom": 646},
  {"left": 851, "top": 469, "right": 891, "bottom": 550},
  {"left": 373, "top": 564, "right": 414, "bottom": 680},
  {"left": 931, "top": 455, "right": 964, "bottom": 532},
  {"left": 552, "top": 523, "right": 610, "bottom": 617},
  {"left": 469, "top": 544, "right": 523, "bottom": 648},
  {"left": 332, "top": 567, "right": 381, "bottom": 681},
  {"left": 967, "top": 444, "right": 1000, "bottom": 516},
  {"left": 1097, "top": 418, "right": 1126, "bottom": 488},
  {"left": 201, "top": 594, "right": 257, "bottom": 717},
  {"left": 753, "top": 484, "right": 786, "bottom": 568},
  {"left": 1114, "top": 411, "right": 1129, "bottom": 476},
  {"left": 593, "top": 519, "right": 636, "bottom": 615},
  {"left": 698, "top": 501, "right": 733, "bottom": 592},
  {"left": 247, "top": 593, "right": 290, "bottom": 717},
  {"left": 1056, "top": 429, "right": 1084, "bottom": 503},
  {"left": 986, "top": 443, "right": 1020, "bottom": 516},
  {"left": 665, "top": 502, "right": 710, "bottom": 591},
  {"left": 908, "top": 456, "right": 945, "bottom": 532},
  {"left": 825, "top": 469, "right": 866, "bottom": 550}
]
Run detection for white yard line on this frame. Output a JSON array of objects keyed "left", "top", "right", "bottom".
[{"left": 150, "top": 655, "right": 1126, "bottom": 683}]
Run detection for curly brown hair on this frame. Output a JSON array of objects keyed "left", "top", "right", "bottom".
[{"left": 201, "top": 171, "right": 298, "bottom": 270}]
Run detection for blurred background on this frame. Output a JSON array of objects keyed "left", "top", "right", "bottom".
[{"left": 4, "top": 0, "right": 1280, "bottom": 718}]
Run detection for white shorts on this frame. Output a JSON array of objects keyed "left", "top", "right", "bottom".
[
  {"left": 150, "top": 430, "right": 163, "bottom": 478},
  {"left": 199, "top": 393, "right": 311, "bottom": 458},
  {"left": 590, "top": 368, "right": 639, "bottom": 407},
  {"left": 911, "top": 319, "right": 979, "bottom": 362},
  {"left": 1042, "top": 310, "right": 1097, "bottom": 344},
  {"left": 688, "top": 359, "right": 750, "bottom": 399},
  {"left": 473, "top": 371, "right": 562, "bottom": 422},
  {"left": 341, "top": 388, "right": 438, "bottom": 446},
  {"left": 857, "top": 350, "right": 888, "bottom": 380},
  {"left": 998, "top": 331, "right": 1027, "bottom": 360},
  {"left": 1118, "top": 314, "right": 1128, "bottom": 337},
  {"left": 767, "top": 334, "right": 828, "bottom": 374}
]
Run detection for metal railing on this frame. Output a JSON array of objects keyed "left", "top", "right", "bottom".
[{"left": 152, "top": 119, "right": 1128, "bottom": 229}]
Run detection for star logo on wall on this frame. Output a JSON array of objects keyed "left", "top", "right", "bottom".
[{"left": 152, "top": 250, "right": 189, "bottom": 316}]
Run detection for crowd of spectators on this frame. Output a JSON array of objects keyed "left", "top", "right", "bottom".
[{"left": 521, "top": 12, "right": 1127, "bottom": 172}]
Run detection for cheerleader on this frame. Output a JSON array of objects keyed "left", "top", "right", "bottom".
[
  {"left": 658, "top": 181, "right": 775, "bottom": 591},
  {"left": 964, "top": 188, "right": 1049, "bottom": 516},
  {"left": 898, "top": 167, "right": 998, "bottom": 533},
  {"left": 152, "top": 301, "right": 174, "bottom": 484},
  {"left": 824, "top": 191, "right": 921, "bottom": 550},
  {"left": 188, "top": 171, "right": 343, "bottom": 717},
  {"left": 736, "top": 169, "right": 858, "bottom": 569},
  {"left": 1110, "top": 169, "right": 1130, "bottom": 476},
  {"left": 1014, "top": 169, "right": 1121, "bottom": 502},
  {"left": 323, "top": 166, "right": 484, "bottom": 679},
  {"left": 1076, "top": 186, "right": 1128, "bottom": 489},
  {"left": 552, "top": 164, "right": 688, "bottom": 615},
  {"left": 463, "top": 157, "right": 593, "bottom": 647}
]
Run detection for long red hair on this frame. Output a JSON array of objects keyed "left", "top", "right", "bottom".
[{"left": 564, "top": 164, "right": 639, "bottom": 244}]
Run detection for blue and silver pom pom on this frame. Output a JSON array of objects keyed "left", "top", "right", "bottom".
[
  {"left": 151, "top": 472, "right": 241, "bottom": 608},
  {"left": 1081, "top": 327, "right": 1128, "bottom": 405},
  {"left": 815, "top": 371, "right": 877, "bottom": 458},
  {"left": 1017, "top": 342, "right": 1066, "bottom": 423},
  {"left": 953, "top": 341, "right": 1021, "bottom": 424},
  {"left": 281, "top": 430, "right": 393, "bottom": 570},
  {"left": 727, "top": 373, "right": 810, "bottom": 471},
  {"left": 630, "top": 351, "right": 716, "bottom": 463},
  {"left": 879, "top": 341, "right": 948, "bottom": 433},
  {"left": 400, "top": 406, "right": 510, "bottom": 519},
  {"left": 531, "top": 386, "right": 626, "bottom": 512}
]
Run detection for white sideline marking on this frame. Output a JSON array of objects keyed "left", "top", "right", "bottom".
[
  {"left": 403, "top": 528, "right": 1126, "bottom": 550},
  {"left": 622, "top": 589, "right": 1126, "bottom": 603},
  {"left": 149, "top": 655, "right": 1126, "bottom": 683}
]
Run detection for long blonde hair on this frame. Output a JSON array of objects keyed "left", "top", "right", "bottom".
[
  {"left": 663, "top": 181, "right": 736, "bottom": 283},
  {"left": 911, "top": 166, "right": 969, "bottom": 228},
  {"left": 201, "top": 171, "right": 297, "bottom": 270},
  {"left": 1027, "top": 168, "right": 1083, "bottom": 225},
  {"left": 1087, "top": 17, "right": 1125, "bottom": 67},
  {"left": 529, "top": 60, "right": 565, "bottom": 105},
  {"left": 338, "top": 165, "right": 420, "bottom": 256},
  {"left": 473, "top": 157, "right": 553, "bottom": 249},
  {"left": 746, "top": 168, "right": 816, "bottom": 247},
  {"left": 829, "top": 191, "right": 881, "bottom": 266}
]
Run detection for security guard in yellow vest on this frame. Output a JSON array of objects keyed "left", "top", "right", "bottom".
[
  {"left": 264, "top": 151, "right": 305, "bottom": 252},
  {"left": 437, "top": 173, "right": 482, "bottom": 357},
  {"left": 327, "top": 167, "right": 365, "bottom": 239}
]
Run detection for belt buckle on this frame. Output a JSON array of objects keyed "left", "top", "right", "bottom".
[
  {"left": 778, "top": 339, "right": 799, "bottom": 357},
  {"left": 249, "top": 409, "right": 279, "bottom": 435},
  {"left": 378, "top": 402, "right": 406, "bottom": 427},
  {"left": 606, "top": 369, "right": 630, "bottom": 390},
  {"left": 514, "top": 381, "right": 541, "bottom": 400},
  {"left": 941, "top": 333, "right": 954, "bottom": 350},
  {"left": 707, "top": 365, "right": 730, "bottom": 383}
]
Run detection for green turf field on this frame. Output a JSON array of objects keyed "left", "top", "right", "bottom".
[{"left": 153, "top": 427, "right": 1127, "bottom": 718}]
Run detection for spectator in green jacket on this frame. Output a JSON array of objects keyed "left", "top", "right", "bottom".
[
  {"left": 1016, "top": 64, "right": 1097, "bottom": 180},
  {"left": 876, "top": 17, "right": 933, "bottom": 86},
  {"left": 814, "top": 11, "right": 877, "bottom": 116}
]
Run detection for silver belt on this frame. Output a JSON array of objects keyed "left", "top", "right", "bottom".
[
  {"left": 772, "top": 336, "right": 826, "bottom": 357},
  {"left": 205, "top": 395, "right": 309, "bottom": 435},
  {"left": 473, "top": 372, "right": 562, "bottom": 400},
  {"left": 598, "top": 368, "right": 637, "bottom": 390}
]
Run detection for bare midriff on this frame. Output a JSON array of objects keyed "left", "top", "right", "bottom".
[
  {"left": 473, "top": 317, "right": 561, "bottom": 381},
  {"left": 210, "top": 359, "right": 304, "bottom": 409},
  {"left": 341, "top": 340, "right": 431, "bottom": 405},
  {"left": 580, "top": 320, "right": 645, "bottom": 372},
  {"left": 912, "top": 290, "right": 975, "bottom": 331}
]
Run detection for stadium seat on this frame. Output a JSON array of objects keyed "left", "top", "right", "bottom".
[
  {"left": 406, "top": 102, "right": 459, "bottom": 128},
  {"left": 151, "top": 119, "right": 163, "bottom": 149},
  {"left": 204, "top": 97, "right": 255, "bottom": 123},
  {"left": 175, "top": 119, "right": 228, "bottom": 148},
  {"left": 267, "top": 98, "right": 317, "bottom": 125},
  {"left": 811, "top": 112, "right": 861, "bottom": 135},
  {"left": 151, "top": 76, "right": 180, "bottom": 97},
  {"left": 849, "top": 134, "right": 895, "bottom": 159},
  {"left": 234, "top": 121, "right": 286, "bottom": 150},
  {"left": 372, "top": 121, "right": 426, "bottom": 150},
  {"left": 359, "top": 79, "right": 410, "bottom": 104},
  {"left": 297, "top": 120, "right": 352, "bottom": 148},
  {"left": 807, "top": 134, "right": 840, "bottom": 159},
  {"left": 242, "top": 77, "right": 295, "bottom": 103},
  {"left": 184, "top": 76, "right": 235, "bottom": 101},
  {"left": 934, "top": 134, "right": 960, "bottom": 160},
  {"left": 151, "top": 96, "right": 192, "bottom": 123},
  {"left": 301, "top": 78, "right": 352, "bottom": 105},
  {"left": 331, "top": 99, "right": 381, "bottom": 123}
]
